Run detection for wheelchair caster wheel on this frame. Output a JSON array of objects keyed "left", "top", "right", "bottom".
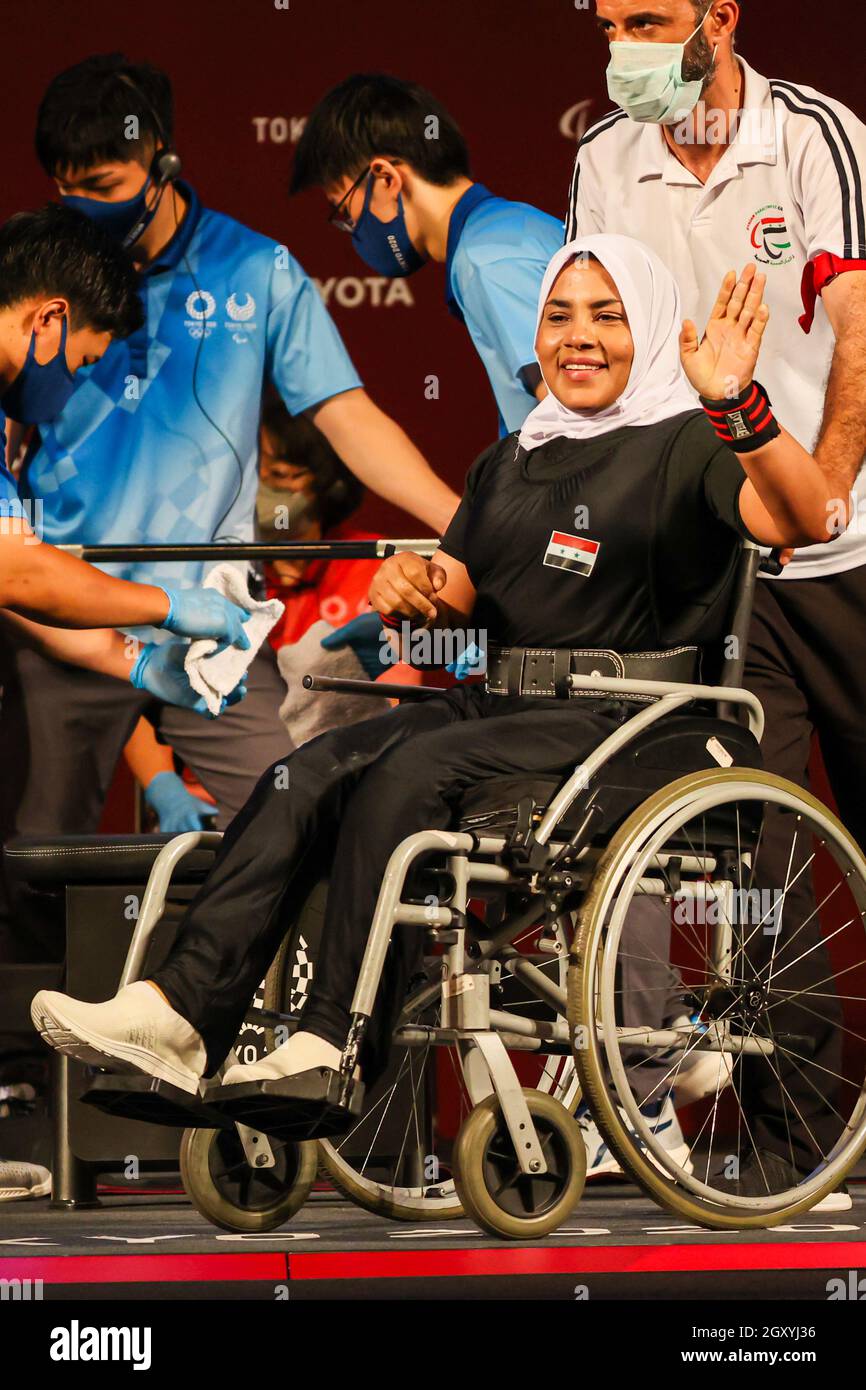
[
  {"left": 453, "top": 1090, "right": 586, "bottom": 1241},
  {"left": 179, "top": 1125, "right": 317, "bottom": 1233}
]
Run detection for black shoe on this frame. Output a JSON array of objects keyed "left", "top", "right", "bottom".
[{"left": 724, "top": 1148, "right": 851, "bottom": 1211}]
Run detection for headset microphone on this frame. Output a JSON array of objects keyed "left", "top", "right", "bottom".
[{"left": 117, "top": 72, "right": 183, "bottom": 249}]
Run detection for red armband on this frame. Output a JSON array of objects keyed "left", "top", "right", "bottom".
[{"left": 799, "top": 252, "right": 866, "bottom": 333}]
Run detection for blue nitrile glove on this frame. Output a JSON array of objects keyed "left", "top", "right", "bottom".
[
  {"left": 130, "top": 640, "right": 248, "bottom": 716},
  {"left": 144, "top": 771, "right": 218, "bottom": 832},
  {"left": 158, "top": 586, "right": 251, "bottom": 654},
  {"left": 320, "top": 612, "right": 392, "bottom": 680},
  {"left": 446, "top": 642, "right": 486, "bottom": 681}
]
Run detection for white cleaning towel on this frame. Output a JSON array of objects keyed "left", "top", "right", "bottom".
[
  {"left": 184, "top": 563, "right": 284, "bottom": 716},
  {"left": 278, "top": 620, "right": 376, "bottom": 746}
]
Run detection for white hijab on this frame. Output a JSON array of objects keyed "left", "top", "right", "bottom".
[{"left": 518, "top": 233, "right": 698, "bottom": 452}]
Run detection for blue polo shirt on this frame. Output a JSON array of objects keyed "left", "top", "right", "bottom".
[
  {"left": 446, "top": 185, "right": 564, "bottom": 436},
  {"left": 0, "top": 412, "right": 24, "bottom": 518},
  {"left": 20, "top": 185, "right": 362, "bottom": 591}
]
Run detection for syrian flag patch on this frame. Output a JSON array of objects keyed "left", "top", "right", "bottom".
[{"left": 543, "top": 530, "right": 601, "bottom": 578}]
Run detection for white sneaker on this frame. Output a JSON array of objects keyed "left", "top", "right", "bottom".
[
  {"left": 31, "top": 982, "right": 206, "bottom": 1095},
  {"left": 577, "top": 1110, "right": 625, "bottom": 1178},
  {"left": 0, "top": 1161, "right": 51, "bottom": 1202},
  {"left": 222, "top": 1030, "right": 346, "bottom": 1086},
  {"left": 813, "top": 1185, "right": 853, "bottom": 1213},
  {"left": 578, "top": 1093, "right": 693, "bottom": 1179}
]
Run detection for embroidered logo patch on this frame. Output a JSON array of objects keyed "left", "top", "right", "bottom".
[{"left": 543, "top": 531, "right": 600, "bottom": 577}]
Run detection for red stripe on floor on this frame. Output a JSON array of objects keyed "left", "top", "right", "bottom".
[
  {"left": 289, "top": 1241, "right": 866, "bottom": 1281},
  {"left": 3, "top": 1241, "right": 865, "bottom": 1287},
  {"left": 0, "top": 1253, "right": 288, "bottom": 1284}
]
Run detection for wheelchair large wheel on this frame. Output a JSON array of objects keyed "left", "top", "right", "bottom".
[
  {"left": 453, "top": 1089, "right": 586, "bottom": 1240},
  {"left": 180, "top": 1126, "right": 317, "bottom": 1233},
  {"left": 569, "top": 768, "right": 866, "bottom": 1229},
  {"left": 264, "top": 879, "right": 579, "bottom": 1221}
]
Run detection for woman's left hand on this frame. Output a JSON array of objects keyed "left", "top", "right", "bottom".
[{"left": 680, "top": 264, "right": 770, "bottom": 400}]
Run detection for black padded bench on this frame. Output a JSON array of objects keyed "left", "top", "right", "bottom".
[{"left": 2, "top": 834, "right": 220, "bottom": 1207}]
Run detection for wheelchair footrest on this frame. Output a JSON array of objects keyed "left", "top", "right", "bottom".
[
  {"left": 79, "top": 1073, "right": 233, "bottom": 1131},
  {"left": 205, "top": 1068, "right": 365, "bottom": 1140}
]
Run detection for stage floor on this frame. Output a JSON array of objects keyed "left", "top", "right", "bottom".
[{"left": 2, "top": 1179, "right": 866, "bottom": 1300}]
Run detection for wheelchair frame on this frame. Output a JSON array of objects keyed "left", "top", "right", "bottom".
[
  {"left": 109, "top": 546, "right": 766, "bottom": 1185},
  {"left": 100, "top": 540, "right": 866, "bottom": 1231}
]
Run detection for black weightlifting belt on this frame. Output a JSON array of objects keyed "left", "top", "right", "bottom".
[{"left": 485, "top": 645, "right": 701, "bottom": 699}]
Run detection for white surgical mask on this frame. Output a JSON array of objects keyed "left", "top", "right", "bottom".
[{"left": 606, "top": 11, "right": 717, "bottom": 126}]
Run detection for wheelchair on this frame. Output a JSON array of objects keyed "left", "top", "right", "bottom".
[{"left": 81, "top": 542, "right": 866, "bottom": 1240}]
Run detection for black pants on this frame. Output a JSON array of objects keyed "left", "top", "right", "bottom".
[
  {"left": 740, "top": 567, "right": 866, "bottom": 1169},
  {"left": 152, "top": 687, "right": 625, "bottom": 1085}
]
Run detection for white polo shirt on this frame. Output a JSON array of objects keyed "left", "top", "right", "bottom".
[{"left": 565, "top": 57, "right": 866, "bottom": 579}]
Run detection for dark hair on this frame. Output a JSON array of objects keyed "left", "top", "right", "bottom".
[
  {"left": 260, "top": 395, "right": 364, "bottom": 531},
  {"left": 0, "top": 205, "right": 143, "bottom": 338},
  {"left": 291, "top": 73, "right": 471, "bottom": 194},
  {"left": 35, "top": 53, "right": 173, "bottom": 177}
]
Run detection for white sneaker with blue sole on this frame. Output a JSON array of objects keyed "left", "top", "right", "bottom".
[{"left": 578, "top": 1093, "right": 693, "bottom": 1179}]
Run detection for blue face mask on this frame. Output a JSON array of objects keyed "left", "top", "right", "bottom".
[
  {"left": 0, "top": 316, "right": 75, "bottom": 424},
  {"left": 61, "top": 174, "right": 158, "bottom": 248},
  {"left": 351, "top": 175, "right": 427, "bottom": 278}
]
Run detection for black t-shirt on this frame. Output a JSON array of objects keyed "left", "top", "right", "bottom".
[{"left": 440, "top": 409, "right": 754, "bottom": 653}]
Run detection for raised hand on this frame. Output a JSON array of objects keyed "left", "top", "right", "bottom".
[{"left": 680, "top": 264, "right": 770, "bottom": 401}]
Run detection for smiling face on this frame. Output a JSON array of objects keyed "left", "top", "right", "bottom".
[{"left": 535, "top": 258, "right": 635, "bottom": 412}]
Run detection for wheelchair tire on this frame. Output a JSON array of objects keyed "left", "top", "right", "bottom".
[
  {"left": 453, "top": 1089, "right": 586, "bottom": 1241},
  {"left": 570, "top": 768, "right": 866, "bottom": 1229},
  {"left": 179, "top": 1125, "right": 317, "bottom": 1234}
]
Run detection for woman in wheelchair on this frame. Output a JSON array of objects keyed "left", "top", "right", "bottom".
[{"left": 32, "top": 234, "right": 842, "bottom": 1132}]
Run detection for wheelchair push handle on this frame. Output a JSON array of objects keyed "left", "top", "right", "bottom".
[{"left": 759, "top": 547, "right": 786, "bottom": 578}]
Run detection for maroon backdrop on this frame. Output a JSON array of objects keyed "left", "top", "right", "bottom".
[{"left": 1, "top": 0, "right": 862, "bottom": 534}]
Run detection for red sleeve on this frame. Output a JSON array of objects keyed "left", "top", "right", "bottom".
[{"left": 799, "top": 253, "right": 866, "bottom": 333}]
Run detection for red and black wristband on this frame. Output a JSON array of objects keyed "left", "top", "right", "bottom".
[{"left": 700, "top": 380, "right": 781, "bottom": 454}]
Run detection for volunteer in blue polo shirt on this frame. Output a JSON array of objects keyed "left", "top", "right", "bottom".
[
  {"left": 2, "top": 54, "right": 458, "bottom": 850},
  {"left": 0, "top": 205, "right": 250, "bottom": 706},
  {"left": 291, "top": 73, "right": 565, "bottom": 438}
]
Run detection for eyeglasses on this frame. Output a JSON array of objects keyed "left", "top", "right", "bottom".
[
  {"left": 328, "top": 166, "right": 371, "bottom": 234},
  {"left": 327, "top": 159, "right": 403, "bottom": 233}
]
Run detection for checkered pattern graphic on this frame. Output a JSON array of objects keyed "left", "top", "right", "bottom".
[{"left": 290, "top": 934, "right": 315, "bottom": 1016}]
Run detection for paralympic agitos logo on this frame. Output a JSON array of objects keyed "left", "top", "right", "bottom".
[{"left": 747, "top": 204, "right": 794, "bottom": 266}]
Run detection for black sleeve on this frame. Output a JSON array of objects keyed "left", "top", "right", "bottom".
[
  {"left": 703, "top": 443, "right": 762, "bottom": 543},
  {"left": 651, "top": 413, "right": 753, "bottom": 647},
  {"left": 439, "top": 439, "right": 504, "bottom": 564}
]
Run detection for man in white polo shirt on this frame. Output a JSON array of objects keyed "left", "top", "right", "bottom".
[{"left": 566, "top": 0, "right": 866, "bottom": 1202}]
